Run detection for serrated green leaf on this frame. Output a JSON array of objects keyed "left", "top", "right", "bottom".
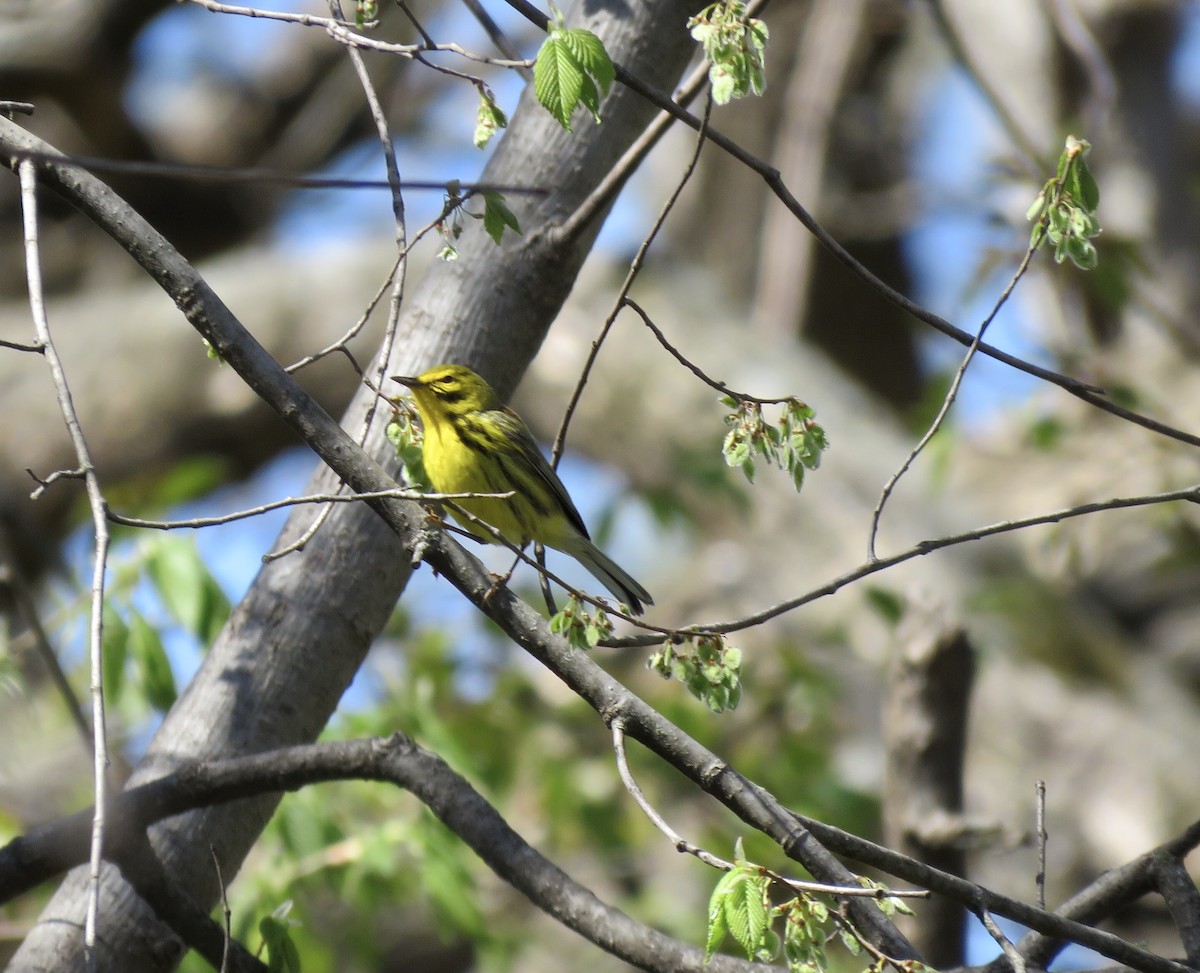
[
  {"left": 575, "top": 73, "right": 602, "bottom": 123},
  {"left": 560, "top": 27, "right": 614, "bottom": 94},
  {"left": 706, "top": 877, "right": 732, "bottom": 961},
  {"left": 482, "top": 192, "right": 521, "bottom": 245},
  {"left": 129, "top": 609, "right": 175, "bottom": 711},
  {"left": 721, "top": 867, "right": 770, "bottom": 959},
  {"left": 534, "top": 34, "right": 584, "bottom": 129}
]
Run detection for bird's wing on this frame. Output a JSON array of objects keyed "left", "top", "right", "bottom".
[{"left": 494, "top": 407, "right": 591, "bottom": 540}]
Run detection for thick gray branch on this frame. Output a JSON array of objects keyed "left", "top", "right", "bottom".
[{"left": 0, "top": 737, "right": 777, "bottom": 973}]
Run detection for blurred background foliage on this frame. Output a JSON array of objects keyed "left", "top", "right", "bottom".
[{"left": 5, "top": 0, "right": 1200, "bottom": 970}]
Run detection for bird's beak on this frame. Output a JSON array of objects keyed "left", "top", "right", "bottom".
[{"left": 390, "top": 375, "right": 419, "bottom": 389}]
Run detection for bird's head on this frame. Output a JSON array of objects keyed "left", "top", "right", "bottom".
[{"left": 391, "top": 363, "right": 501, "bottom": 418}]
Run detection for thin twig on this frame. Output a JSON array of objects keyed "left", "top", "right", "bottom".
[
  {"left": 209, "top": 846, "right": 232, "bottom": 973},
  {"left": 5, "top": 147, "right": 539, "bottom": 194},
  {"left": 267, "top": 4, "right": 414, "bottom": 565},
  {"left": 611, "top": 720, "right": 929, "bottom": 900},
  {"left": 610, "top": 483, "right": 1200, "bottom": 646},
  {"left": 622, "top": 298, "right": 797, "bottom": 406},
  {"left": 1036, "top": 780, "right": 1047, "bottom": 911},
  {"left": 552, "top": 94, "right": 714, "bottom": 465},
  {"left": 182, "top": 0, "right": 532, "bottom": 67},
  {"left": 26, "top": 465, "right": 86, "bottom": 499},
  {"left": 699, "top": 483, "right": 1200, "bottom": 636},
  {"left": 0, "top": 336, "right": 43, "bottom": 352},
  {"left": 869, "top": 231, "right": 1042, "bottom": 560},
  {"left": 284, "top": 253, "right": 399, "bottom": 375},
  {"left": 285, "top": 195, "right": 473, "bottom": 376},
  {"left": 979, "top": 905, "right": 1027, "bottom": 973},
  {"left": 832, "top": 909, "right": 915, "bottom": 973},
  {"left": 106, "top": 489, "right": 510, "bottom": 531},
  {"left": 461, "top": 0, "right": 531, "bottom": 73},
  {"left": 19, "top": 159, "right": 112, "bottom": 969}
]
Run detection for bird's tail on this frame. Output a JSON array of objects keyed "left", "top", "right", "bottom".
[{"left": 560, "top": 534, "right": 654, "bottom": 616}]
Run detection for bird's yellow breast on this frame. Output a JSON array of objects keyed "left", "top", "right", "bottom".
[{"left": 419, "top": 410, "right": 543, "bottom": 545}]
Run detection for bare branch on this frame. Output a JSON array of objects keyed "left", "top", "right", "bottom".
[
  {"left": 614, "top": 720, "right": 928, "bottom": 901},
  {"left": 554, "top": 94, "right": 715, "bottom": 465},
  {"left": 19, "top": 159, "right": 112, "bottom": 965},
  {"left": 669, "top": 484, "right": 1200, "bottom": 640},
  {"left": 106, "top": 489, "right": 512, "bottom": 531},
  {"left": 870, "top": 233, "right": 1043, "bottom": 560},
  {"left": 978, "top": 906, "right": 1027, "bottom": 973},
  {"left": 0, "top": 737, "right": 778, "bottom": 973},
  {"left": 181, "top": 0, "right": 532, "bottom": 67},
  {"left": 1035, "top": 781, "right": 1047, "bottom": 911}
]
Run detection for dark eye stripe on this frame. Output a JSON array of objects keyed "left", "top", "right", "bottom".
[{"left": 437, "top": 387, "right": 466, "bottom": 404}]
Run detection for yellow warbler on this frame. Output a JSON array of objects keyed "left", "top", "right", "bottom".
[{"left": 392, "top": 364, "right": 653, "bottom": 615}]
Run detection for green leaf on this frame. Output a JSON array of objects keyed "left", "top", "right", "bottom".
[
  {"left": 864, "top": 586, "right": 905, "bottom": 624},
  {"left": 482, "top": 192, "right": 521, "bottom": 245},
  {"left": 260, "top": 911, "right": 303, "bottom": 973},
  {"left": 145, "top": 537, "right": 229, "bottom": 647},
  {"left": 560, "top": 27, "right": 614, "bottom": 95},
  {"left": 1025, "top": 190, "right": 1046, "bottom": 222},
  {"left": 838, "top": 925, "right": 863, "bottom": 955},
  {"left": 1076, "top": 156, "right": 1100, "bottom": 210},
  {"left": 721, "top": 867, "right": 770, "bottom": 959},
  {"left": 129, "top": 609, "right": 175, "bottom": 711},
  {"left": 706, "top": 878, "right": 731, "bottom": 961},
  {"left": 534, "top": 33, "right": 585, "bottom": 129},
  {"left": 534, "top": 27, "right": 613, "bottom": 128},
  {"left": 1066, "top": 236, "right": 1098, "bottom": 270}
]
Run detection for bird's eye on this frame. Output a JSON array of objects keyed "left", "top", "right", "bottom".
[{"left": 440, "top": 374, "right": 457, "bottom": 387}]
